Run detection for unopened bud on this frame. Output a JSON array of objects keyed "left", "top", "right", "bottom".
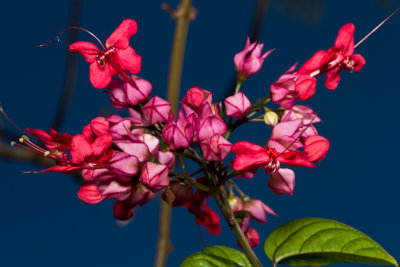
[
  {"left": 10, "top": 141, "right": 16, "bottom": 146},
  {"left": 43, "top": 151, "right": 50, "bottom": 157},
  {"left": 228, "top": 196, "right": 239, "bottom": 212},
  {"left": 264, "top": 110, "right": 279, "bottom": 126}
]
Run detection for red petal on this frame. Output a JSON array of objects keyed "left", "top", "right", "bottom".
[
  {"left": 106, "top": 19, "right": 138, "bottom": 49},
  {"left": 351, "top": 54, "right": 366, "bottom": 71},
  {"left": 69, "top": 41, "right": 99, "bottom": 63},
  {"left": 324, "top": 67, "right": 341, "bottom": 90},
  {"left": 71, "top": 134, "right": 93, "bottom": 165},
  {"left": 304, "top": 135, "right": 329, "bottom": 162},
  {"left": 116, "top": 46, "right": 141, "bottom": 74},
  {"left": 231, "top": 141, "right": 265, "bottom": 154},
  {"left": 233, "top": 152, "right": 270, "bottom": 172},
  {"left": 89, "top": 62, "right": 112, "bottom": 89},
  {"left": 41, "top": 165, "right": 81, "bottom": 173},
  {"left": 298, "top": 50, "right": 329, "bottom": 75},
  {"left": 334, "top": 24, "right": 355, "bottom": 56},
  {"left": 92, "top": 134, "right": 112, "bottom": 157}
]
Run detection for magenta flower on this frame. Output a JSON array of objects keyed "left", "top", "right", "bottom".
[
  {"left": 162, "top": 110, "right": 195, "bottom": 150},
  {"left": 200, "top": 134, "right": 232, "bottom": 161},
  {"left": 142, "top": 96, "right": 171, "bottom": 125},
  {"left": 139, "top": 162, "right": 169, "bottom": 192},
  {"left": 224, "top": 92, "right": 252, "bottom": 119},
  {"left": 298, "top": 23, "right": 366, "bottom": 89},
  {"left": 268, "top": 168, "right": 295, "bottom": 195},
  {"left": 234, "top": 37, "right": 274, "bottom": 78},
  {"left": 107, "top": 75, "right": 152, "bottom": 108},
  {"left": 70, "top": 19, "right": 141, "bottom": 89},
  {"left": 271, "top": 65, "right": 316, "bottom": 109},
  {"left": 182, "top": 86, "right": 212, "bottom": 114},
  {"left": 157, "top": 151, "right": 175, "bottom": 170},
  {"left": 77, "top": 182, "right": 105, "bottom": 204},
  {"left": 196, "top": 103, "right": 226, "bottom": 141}
]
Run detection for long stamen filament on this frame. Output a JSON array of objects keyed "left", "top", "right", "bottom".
[
  {"left": 354, "top": 7, "right": 400, "bottom": 49},
  {"left": 37, "top": 26, "right": 106, "bottom": 50}
]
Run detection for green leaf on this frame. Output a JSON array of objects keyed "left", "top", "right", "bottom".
[
  {"left": 181, "top": 245, "right": 252, "bottom": 267},
  {"left": 264, "top": 217, "right": 398, "bottom": 266}
]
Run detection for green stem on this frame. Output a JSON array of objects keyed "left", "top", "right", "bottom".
[
  {"left": 212, "top": 185, "right": 263, "bottom": 267},
  {"left": 154, "top": 1, "right": 193, "bottom": 267}
]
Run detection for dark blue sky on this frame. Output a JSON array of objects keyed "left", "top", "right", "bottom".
[{"left": 1, "top": 1, "right": 399, "bottom": 266}]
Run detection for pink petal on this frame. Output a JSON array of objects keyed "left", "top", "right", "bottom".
[{"left": 268, "top": 168, "right": 295, "bottom": 195}]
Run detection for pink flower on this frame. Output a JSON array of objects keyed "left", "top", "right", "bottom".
[
  {"left": 162, "top": 110, "right": 195, "bottom": 150},
  {"left": 107, "top": 75, "right": 152, "bottom": 108},
  {"left": 242, "top": 199, "right": 277, "bottom": 223},
  {"left": 271, "top": 65, "right": 316, "bottom": 109},
  {"left": 234, "top": 37, "right": 274, "bottom": 78},
  {"left": 77, "top": 182, "right": 105, "bottom": 204},
  {"left": 196, "top": 103, "right": 226, "bottom": 141},
  {"left": 298, "top": 23, "right": 366, "bottom": 89},
  {"left": 200, "top": 134, "right": 232, "bottom": 161},
  {"left": 157, "top": 151, "right": 175, "bottom": 170},
  {"left": 70, "top": 19, "right": 141, "bottom": 89},
  {"left": 224, "top": 92, "right": 252, "bottom": 119},
  {"left": 142, "top": 96, "right": 171, "bottom": 125},
  {"left": 182, "top": 86, "right": 212, "bottom": 114},
  {"left": 139, "top": 162, "right": 169, "bottom": 192},
  {"left": 268, "top": 168, "right": 295, "bottom": 195}
]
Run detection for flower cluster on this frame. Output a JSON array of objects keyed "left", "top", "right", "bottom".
[{"left": 9, "top": 19, "right": 366, "bottom": 248}]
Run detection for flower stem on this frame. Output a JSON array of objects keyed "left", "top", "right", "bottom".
[
  {"left": 154, "top": 1, "right": 194, "bottom": 267},
  {"left": 212, "top": 185, "right": 263, "bottom": 267}
]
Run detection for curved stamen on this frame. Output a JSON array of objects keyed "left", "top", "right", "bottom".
[{"left": 37, "top": 26, "right": 106, "bottom": 50}]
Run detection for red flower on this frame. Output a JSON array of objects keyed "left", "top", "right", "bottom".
[
  {"left": 298, "top": 23, "right": 366, "bottom": 89},
  {"left": 70, "top": 19, "right": 141, "bottom": 89}
]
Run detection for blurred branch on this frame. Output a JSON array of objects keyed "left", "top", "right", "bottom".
[
  {"left": 50, "top": 0, "right": 81, "bottom": 130},
  {"left": 223, "top": 0, "right": 270, "bottom": 99},
  {"left": 155, "top": 1, "right": 195, "bottom": 267}
]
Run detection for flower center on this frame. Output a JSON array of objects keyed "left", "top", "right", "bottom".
[
  {"left": 265, "top": 147, "right": 280, "bottom": 174},
  {"left": 340, "top": 57, "right": 355, "bottom": 72},
  {"left": 96, "top": 46, "right": 116, "bottom": 68}
]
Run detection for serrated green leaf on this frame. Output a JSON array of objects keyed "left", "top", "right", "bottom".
[
  {"left": 181, "top": 245, "right": 252, "bottom": 267},
  {"left": 264, "top": 217, "right": 398, "bottom": 266}
]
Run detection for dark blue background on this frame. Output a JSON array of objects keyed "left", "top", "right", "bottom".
[{"left": 1, "top": 0, "right": 399, "bottom": 266}]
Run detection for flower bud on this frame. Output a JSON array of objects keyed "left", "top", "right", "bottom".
[
  {"left": 268, "top": 168, "right": 295, "bottom": 195},
  {"left": 169, "top": 183, "right": 193, "bottom": 207},
  {"left": 139, "top": 162, "right": 169, "bottom": 192},
  {"left": 182, "top": 86, "right": 212, "bottom": 113},
  {"left": 77, "top": 182, "right": 105, "bottom": 204},
  {"left": 228, "top": 196, "right": 239, "bottom": 212},
  {"left": 113, "top": 201, "right": 133, "bottom": 221},
  {"left": 224, "top": 92, "right": 252, "bottom": 119},
  {"left": 264, "top": 110, "right": 279, "bottom": 126},
  {"left": 304, "top": 135, "right": 329, "bottom": 162},
  {"left": 142, "top": 96, "right": 171, "bottom": 125},
  {"left": 200, "top": 134, "right": 232, "bottom": 162}
]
